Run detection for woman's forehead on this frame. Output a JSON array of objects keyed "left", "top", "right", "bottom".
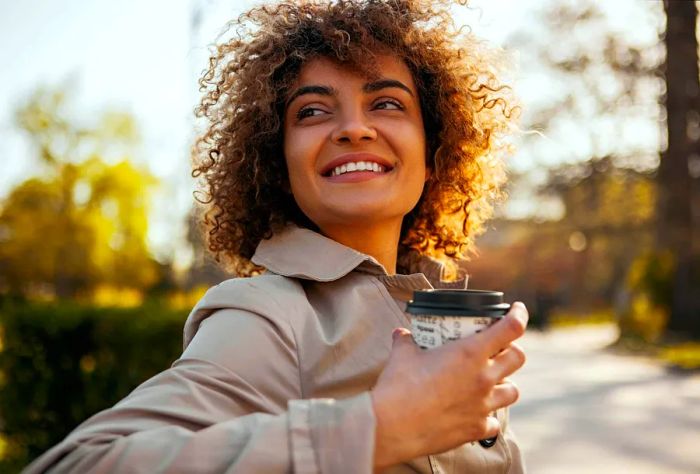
[{"left": 291, "top": 54, "right": 416, "bottom": 91}]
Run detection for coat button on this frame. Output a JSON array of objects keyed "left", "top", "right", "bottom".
[{"left": 479, "top": 436, "right": 497, "bottom": 448}]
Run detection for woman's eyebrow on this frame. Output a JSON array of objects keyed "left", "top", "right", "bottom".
[
  {"left": 286, "top": 85, "right": 336, "bottom": 107},
  {"left": 363, "top": 79, "right": 414, "bottom": 97}
]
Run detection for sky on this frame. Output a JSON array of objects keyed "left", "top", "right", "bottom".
[{"left": 0, "top": 0, "right": 663, "bottom": 267}]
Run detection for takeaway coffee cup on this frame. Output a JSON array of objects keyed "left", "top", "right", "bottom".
[
  {"left": 406, "top": 289, "right": 511, "bottom": 448},
  {"left": 406, "top": 289, "right": 510, "bottom": 350}
]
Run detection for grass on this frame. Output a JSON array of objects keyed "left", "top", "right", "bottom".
[
  {"left": 611, "top": 337, "right": 700, "bottom": 371},
  {"left": 659, "top": 342, "right": 700, "bottom": 371}
]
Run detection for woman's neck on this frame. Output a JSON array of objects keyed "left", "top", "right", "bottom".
[{"left": 320, "top": 220, "right": 402, "bottom": 275}]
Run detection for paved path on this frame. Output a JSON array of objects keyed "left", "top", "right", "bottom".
[{"left": 510, "top": 324, "right": 700, "bottom": 474}]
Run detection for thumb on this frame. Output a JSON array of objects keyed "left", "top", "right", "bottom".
[{"left": 391, "top": 327, "right": 414, "bottom": 348}]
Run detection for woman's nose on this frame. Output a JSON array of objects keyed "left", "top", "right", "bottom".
[{"left": 331, "top": 110, "right": 377, "bottom": 145}]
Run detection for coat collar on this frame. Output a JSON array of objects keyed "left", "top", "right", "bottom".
[{"left": 251, "top": 224, "right": 469, "bottom": 289}]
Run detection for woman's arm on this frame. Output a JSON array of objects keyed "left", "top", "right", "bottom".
[
  {"left": 24, "top": 289, "right": 528, "bottom": 473},
  {"left": 24, "top": 308, "right": 376, "bottom": 473}
]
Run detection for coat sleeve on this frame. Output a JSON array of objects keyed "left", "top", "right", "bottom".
[
  {"left": 23, "top": 287, "right": 377, "bottom": 473},
  {"left": 501, "top": 407, "right": 526, "bottom": 473}
]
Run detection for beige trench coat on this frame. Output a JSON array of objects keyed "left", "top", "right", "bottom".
[{"left": 25, "top": 225, "right": 525, "bottom": 473}]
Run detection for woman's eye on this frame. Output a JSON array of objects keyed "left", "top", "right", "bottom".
[
  {"left": 373, "top": 99, "right": 404, "bottom": 111},
  {"left": 296, "top": 107, "right": 325, "bottom": 120}
]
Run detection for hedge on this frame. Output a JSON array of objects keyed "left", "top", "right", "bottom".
[{"left": 0, "top": 300, "right": 188, "bottom": 472}]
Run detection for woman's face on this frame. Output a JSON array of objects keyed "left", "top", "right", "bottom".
[{"left": 283, "top": 53, "right": 429, "bottom": 233}]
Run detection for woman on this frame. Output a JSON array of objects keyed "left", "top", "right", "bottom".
[{"left": 26, "top": 0, "right": 528, "bottom": 472}]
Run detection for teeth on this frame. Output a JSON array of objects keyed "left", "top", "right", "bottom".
[{"left": 330, "top": 161, "right": 387, "bottom": 177}]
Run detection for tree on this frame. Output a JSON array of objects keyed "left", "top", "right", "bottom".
[
  {"left": 658, "top": 0, "right": 700, "bottom": 338},
  {"left": 541, "top": 156, "right": 656, "bottom": 309},
  {"left": 502, "top": 0, "right": 664, "bottom": 319},
  {"left": 0, "top": 87, "right": 159, "bottom": 299},
  {"left": 508, "top": 0, "right": 663, "bottom": 175},
  {"left": 514, "top": 0, "right": 700, "bottom": 339}
]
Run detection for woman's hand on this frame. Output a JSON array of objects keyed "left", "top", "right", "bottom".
[{"left": 370, "top": 302, "right": 528, "bottom": 471}]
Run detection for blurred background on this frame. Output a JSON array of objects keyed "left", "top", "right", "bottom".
[{"left": 0, "top": 0, "right": 698, "bottom": 472}]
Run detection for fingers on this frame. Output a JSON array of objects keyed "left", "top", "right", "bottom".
[
  {"left": 390, "top": 327, "right": 416, "bottom": 352},
  {"left": 487, "top": 342, "right": 526, "bottom": 381},
  {"left": 473, "top": 302, "right": 528, "bottom": 357},
  {"left": 392, "top": 327, "right": 412, "bottom": 342},
  {"left": 488, "top": 380, "right": 520, "bottom": 412},
  {"left": 482, "top": 414, "right": 502, "bottom": 440}
]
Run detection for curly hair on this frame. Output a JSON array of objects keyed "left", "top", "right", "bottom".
[{"left": 191, "top": 0, "right": 518, "bottom": 279}]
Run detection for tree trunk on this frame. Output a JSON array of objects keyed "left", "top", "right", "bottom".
[{"left": 660, "top": 0, "right": 700, "bottom": 338}]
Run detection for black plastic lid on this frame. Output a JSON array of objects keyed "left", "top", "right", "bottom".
[{"left": 406, "top": 289, "right": 510, "bottom": 316}]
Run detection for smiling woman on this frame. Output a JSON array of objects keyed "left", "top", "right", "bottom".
[
  {"left": 26, "top": 1, "right": 528, "bottom": 473},
  {"left": 191, "top": 0, "right": 518, "bottom": 280}
]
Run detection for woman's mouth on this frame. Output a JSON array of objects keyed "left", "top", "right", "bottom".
[
  {"left": 322, "top": 160, "right": 394, "bottom": 183},
  {"left": 329, "top": 161, "right": 386, "bottom": 176}
]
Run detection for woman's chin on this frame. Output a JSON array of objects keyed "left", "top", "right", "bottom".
[{"left": 315, "top": 202, "right": 406, "bottom": 225}]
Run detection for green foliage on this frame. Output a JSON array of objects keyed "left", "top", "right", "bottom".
[
  {"left": 626, "top": 250, "right": 674, "bottom": 309},
  {"left": 660, "top": 342, "right": 700, "bottom": 370},
  {"left": 0, "top": 86, "right": 159, "bottom": 299},
  {"left": 0, "top": 301, "right": 187, "bottom": 471},
  {"left": 543, "top": 156, "right": 657, "bottom": 231},
  {"left": 548, "top": 307, "right": 615, "bottom": 328},
  {"left": 619, "top": 250, "right": 674, "bottom": 342},
  {"left": 14, "top": 87, "right": 139, "bottom": 166}
]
